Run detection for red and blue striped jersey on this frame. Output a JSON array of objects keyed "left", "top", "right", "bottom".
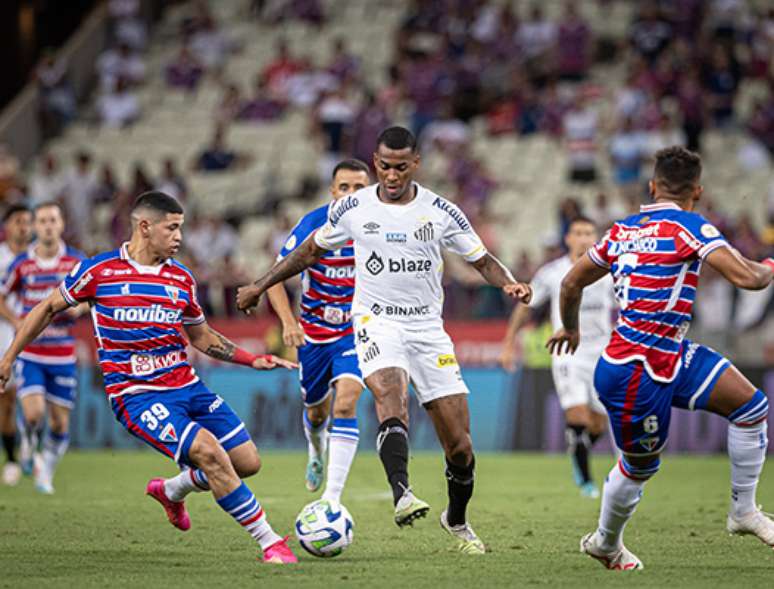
[
  {"left": 59, "top": 243, "right": 205, "bottom": 398},
  {"left": 1, "top": 242, "right": 84, "bottom": 364},
  {"left": 588, "top": 202, "right": 729, "bottom": 383},
  {"left": 278, "top": 203, "right": 354, "bottom": 343}
]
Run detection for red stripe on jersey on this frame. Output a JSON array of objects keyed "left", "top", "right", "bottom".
[
  {"left": 619, "top": 315, "right": 680, "bottom": 339},
  {"left": 100, "top": 334, "right": 183, "bottom": 351},
  {"left": 304, "top": 289, "right": 351, "bottom": 303},
  {"left": 626, "top": 298, "right": 693, "bottom": 315},
  {"left": 318, "top": 256, "right": 355, "bottom": 267},
  {"left": 299, "top": 318, "right": 352, "bottom": 340},
  {"left": 628, "top": 272, "right": 699, "bottom": 291},
  {"left": 104, "top": 365, "right": 197, "bottom": 396}
]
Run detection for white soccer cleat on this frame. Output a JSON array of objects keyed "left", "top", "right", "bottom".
[
  {"left": 440, "top": 510, "right": 485, "bottom": 554},
  {"left": 727, "top": 507, "right": 774, "bottom": 547},
  {"left": 2, "top": 462, "right": 21, "bottom": 486},
  {"left": 580, "top": 532, "right": 643, "bottom": 571},
  {"left": 394, "top": 488, "right": 430, "bottom": 527}
]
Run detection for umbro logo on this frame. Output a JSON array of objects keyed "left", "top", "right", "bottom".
[
  {"left": 414, "top": 222, "right": 434, "bottom": 242},
  {"left": 365, "top": 251, "right": 384, "bottom": 275},
  {"left": 363, "top": 222, "right": 380, "bottom": 235}
]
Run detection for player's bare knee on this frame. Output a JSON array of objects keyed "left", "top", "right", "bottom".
[
  {"left": 306, "top": 404, "right": 329, "bottom": 426},
  {"left": 190, "top": 432, "right": 230, "bottom": 473},
  {"left": 445, "top": 435, "right": 473, "bottom": 467},
  {"left": 235, "top": 453, "right": 261, "bottom": 478},
  {"left": 333, "top": 386, "right": 360, "bottom": 419}
]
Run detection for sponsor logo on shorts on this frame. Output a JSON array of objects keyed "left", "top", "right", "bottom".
[
  {"left": 363, "top": 222, "right": 380, "bottom": 234},
  {"left": 362, "top": 342, "right": 380, "bottom": 362},
  {"left": 414, "top": 221, "right": 434, "bottom": 242},
  {"left": 130, "top": 350, "right": 184, "bottom": 376},
  {"left": 356, "top": 328, "right": 369, "bottom": 344},
  {"left": 684, "top": 341, "right": 700, "bottom": 368},
  {"left": 365, "top": 251, "right": 385, "bottom": 275},
  {"left": 640, "top": 436, "right": 660, "bottom": 452},
  {"left": 386, "top": 232, "right": 407, "bottom": 243},
  {"left": 370, "top": 303, "right": 383, "bottom": 315},
  {"left": 115, "top": 304, "right": 183, "bottom": 324},
  {"left": 437, "top": 354, "right": 457, "bottom": 367},
  {"left": 159, "top": 423, "right": 178, "bottom": 442},
  {"left": 208, "top": 395, "right": 224, "bottom": 413}
]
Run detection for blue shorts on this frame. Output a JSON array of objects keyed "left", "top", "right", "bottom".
[
  {"left": 15, "top": 359, "right": 77, "bottom": 409},
  {"left": 594, "top": 340, "right": 730, "bottom": 455},
  {"left": 111, "top": 381, "right": 250, "bottom": 467},
  {"left": 298, "top": 335, "right": 363, "bottom": 407}
]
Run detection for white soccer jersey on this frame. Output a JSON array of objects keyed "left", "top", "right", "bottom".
[
  {"left": 314, "top": 183, "right": 487, "bottom": 325},
  {"left": 0, "top": 242, "right": 21, "bottom": 350},
  {"left": 529, "top": 254, "right": 615, "bottom": 356}
]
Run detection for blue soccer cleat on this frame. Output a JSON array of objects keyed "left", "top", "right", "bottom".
[{"left": 305, "top": 456, "right": 324, "bottom": 492}]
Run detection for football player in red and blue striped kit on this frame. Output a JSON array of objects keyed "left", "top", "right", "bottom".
[
  {"left": 266, "top": 159, "right": 369, "bottom": 499},
  {"left": 0, "top": 202, "right": 84, "bottom": 494},
  {"left": 549, "top": 147, "right": 774, "bottom": 570},
  {"left": 0, "top": 192, "right": 299, "bottom": 564}
]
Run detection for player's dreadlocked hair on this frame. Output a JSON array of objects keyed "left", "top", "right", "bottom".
[
  {"left": 376, "top": 126, "right": 417, "bottom": 152},
  {"left": 653, "top": 146, "right": 702, "bottom": 198}
]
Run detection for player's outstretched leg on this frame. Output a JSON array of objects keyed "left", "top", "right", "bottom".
[
  {"left": 18, "top": 394, "right": 44, "bottom": 479},
  {"left": 36, "top": 402, "right": 70, "bottom": 495},
  {"left": 581, "top": 456, "right": 653, "bottom": 570},
  {"left": 321, "top": 378, "right": 362, "bottom": 503},
  {"left": 703, "top": 366, "right": 774, "bottom": 546},
  {"left": 190, "top": 429, "right": 296, "bottom": 564},
  {"left": 303, "top": 406, "right": 329, "bottom": 493},
  {"left": 369, "top": 368, "right": 429, "bottom": 527},
  {"left": 426, "top": 394, "right": 484, "bottom": 555},
  {"left": 0, "top": 385, "right": 20, "bottom": 486}
]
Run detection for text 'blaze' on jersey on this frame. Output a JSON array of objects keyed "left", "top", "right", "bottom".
[
  {"left": 588, "top": 201, "right": 729, "bottom": 382},
  {"left": 278, "top": 203, "right": 354, "bottom": 343},
  {"left": 59, "top": 243, "right": 205, "bottom": 398},
  {"left": 1, "top": 242, "right": 84, "bottom": 364},
  {"left": 314, "top": 182, "right": 487, "bottom": 325}
]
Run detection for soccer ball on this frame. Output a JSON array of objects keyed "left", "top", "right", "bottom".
[{"left": 294, "top": 499, "right": 354, "bottom": 558}]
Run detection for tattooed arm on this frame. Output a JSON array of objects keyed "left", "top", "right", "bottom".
[
  {"left": 237, "top": 234, "right": 327, "bottom": 313},
  {"left": 184, "top": 322, "right": 297, "bottom": 370}
]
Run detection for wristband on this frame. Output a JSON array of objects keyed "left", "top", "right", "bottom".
[{"left": 233, "top": 348, "right": 272, "bottom": 366}]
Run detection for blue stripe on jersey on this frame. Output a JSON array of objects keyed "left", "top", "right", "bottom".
[
  {"left": 95, "top": 283, "right": 191, "bottom": 302},
  {"left": 621, "top": 309, "right": 691, "bottom": 326},
  {"left": 616, "top": 324, "right": 681, "bottom": 353},
  {"left": 626, "top": 285, "right": 696, "bottom": 302},
  {"left": 96, "top": 325, "right": 180, "bottom": 342}
]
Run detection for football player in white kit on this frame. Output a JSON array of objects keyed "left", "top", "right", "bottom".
[
  {"left": 0, "top": 205, "right": 33, "bottom": 485},
  {"left": 238, "top": 127, "right": 532, "bottom": 554},
  {"left": 500, "top": 217, "right": 615, "bottom": 498}
]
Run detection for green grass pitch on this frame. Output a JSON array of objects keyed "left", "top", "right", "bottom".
[{"left": 1, "top": 451, "right": 772, "bottom": 588}]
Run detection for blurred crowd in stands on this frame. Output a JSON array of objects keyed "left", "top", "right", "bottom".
[{"left": 0, "top": 0, "right": 771, "bottom": 330}]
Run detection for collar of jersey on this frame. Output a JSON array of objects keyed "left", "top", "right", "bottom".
[
  {"left": 120, "top": 241, "right": 171, "bottom": 275},
  {"left": 640, "top": 202, "right": 682, "bottom": 212},
  {"left": 28, "top": 240, "right": 66, "bottom": 269}
]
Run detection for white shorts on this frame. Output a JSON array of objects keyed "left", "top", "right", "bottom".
[
  {"left": 353, "top": 315, "right": 468, "bottom": 405},
  {"left": 551, "top": 354, "right": 605, "bottom": 414}
]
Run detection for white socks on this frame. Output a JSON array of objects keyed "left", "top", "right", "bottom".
[
  {"left": 322, "top": 418, "right": 359, "bottom": 503},
  {"left": 728, "top": 421, "right": 768, "bottom": 518},
  {"left": 304, "top": 412, "right": 329, "bottom": 461},
  {"left": 164, "top": 468, "right": 209, "bottom": 502},
  {"left": 596, "top": 461, "right": 647, "bottom": 553},
  {"left": 41, "top": 431, "right": 69, "bottom": 480}
]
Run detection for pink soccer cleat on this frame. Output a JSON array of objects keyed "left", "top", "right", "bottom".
[
  {"left": 146, "top": 478, "right": 191, "bottom": 531},
  {"left": 262, "top": 536, "right": 298, "bottom": 564}
]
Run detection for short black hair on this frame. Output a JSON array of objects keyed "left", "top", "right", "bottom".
[
  {"left": 3, "top": 204, "right": 30, "bottom": 223},
  {"left": 653, "top": 146, "right": 702, "bottom": 197},
  {"left": 376, "top": 126, "right": 417, "bottom": 152},
  {"left": 132, "top": 191, "right": 184, "bottom": 215},
  {"left": 567, "top": 215, "right": 596, "bottom": 230},
  {"left": 332, "top": 158, "right": 370, "bottom": 180}
]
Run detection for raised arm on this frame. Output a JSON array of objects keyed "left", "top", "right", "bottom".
[
  {"left": 0, "top": 288, "right": 71, "bottom": 389},
  {"left": 704, "top": 247, "right": 773, "bottom": 291},
  {"left": 184, "top": 321, "right": 297, "bottom": 370},
  {"left": 469, "top": 253, "right": 533, "bottom": 303},
  {"left": 546, "top": 254, "right": 609, "bottom": 356},
  {"left": 236, "top": 234, "right": 327, "bottom": 313},
  {"left": 266, "top": 283, "right": 305, "bottom": 347}
]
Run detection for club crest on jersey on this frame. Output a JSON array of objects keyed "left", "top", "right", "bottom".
[
  {"left": 414, "top": 221, "right": 434, "bottom": 242},
  {"left": 159, "top": 423, "right": 178, "bottom": 442},
  {"left": 121, "top": 283, "right": 131, "bottom": 296},
  {"left": 165, "top": 286, "right": 180, "bottom": 304}
]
